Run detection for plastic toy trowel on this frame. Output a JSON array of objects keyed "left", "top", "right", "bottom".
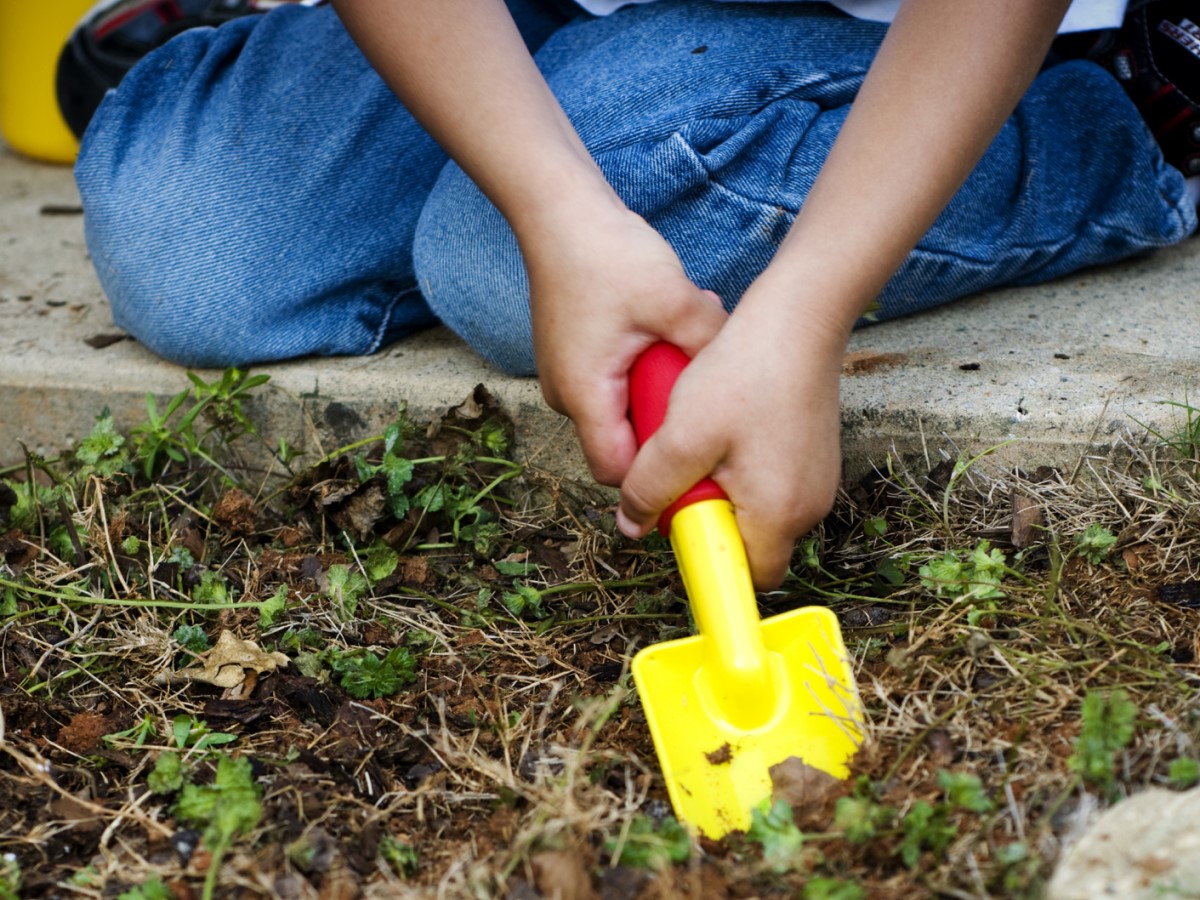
[{"left": 628, "top": 342, "right": 864, "bottom": 839}]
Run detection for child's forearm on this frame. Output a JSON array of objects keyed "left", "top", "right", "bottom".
[
  {"left": 750, "top": 0, "right": 1073, "bottom": 341},
  {"left": 330, "top": 0, "right": 619, "bottom": 241}
]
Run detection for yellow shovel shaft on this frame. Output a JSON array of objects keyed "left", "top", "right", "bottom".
[{"left": 670, "top": 498, "right": 776, "bottom": 731}]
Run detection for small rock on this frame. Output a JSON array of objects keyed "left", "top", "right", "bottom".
[{"left": 1047, "top": 787, "right": 1200, "bottom": 899}]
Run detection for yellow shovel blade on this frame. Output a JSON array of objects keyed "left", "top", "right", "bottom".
[{"left": 632, "top": 500, "right": 863, "bottom": 839}]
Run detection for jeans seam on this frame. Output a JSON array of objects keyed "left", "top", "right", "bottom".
[{"left": 367, "top": 284, "right": 426, "bottom": 355}]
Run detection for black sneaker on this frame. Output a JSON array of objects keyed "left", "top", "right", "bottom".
[
  {"left": 1094, "top": 1, "right": 1200, "bottom": 176},
  {"left": 56, "top": 0, "right": 314, "bottom": 140},
  {"left": 1088, "top": 1, "right": 1200, "bottom": 175}
]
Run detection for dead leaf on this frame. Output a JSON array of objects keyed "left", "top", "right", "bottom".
[
  {"left": 0, "top": 529, "right": 38, "bottom": 570},
  {"left": 589, "top": 624, "right": 621, "bottom": 646},
  {"left": 842, "top": 349, "right": 907, "bottom": 375},
  {"left": 769, "top": 756, "right": 842, "bottom": 823},
  {"left": 531, "top": 850, "right": 595, "bottom": 900},
  {"left": 1011, "top": 491, "right": 1045, "bottom": 549},
  {"left": 925, "top": 729, "right": 955, "bottom": 763},
  {"left": 174, "top": 630, "right": 290, "bottom": 689},
  {"left": 328, "top": 482, "right": 386, "bottom": 542}
]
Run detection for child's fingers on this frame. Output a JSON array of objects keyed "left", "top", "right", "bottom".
[{"left": 616, "top": 423, "right": 718, "bottom": 539}]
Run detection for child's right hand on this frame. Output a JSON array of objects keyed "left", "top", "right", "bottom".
[{"left": 515, "top": 193, "right": 728, "bottom": 490}]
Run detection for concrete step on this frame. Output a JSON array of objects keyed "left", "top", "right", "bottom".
[{"left": 3, "top": 145, "right": 1199, "bottom": 485}]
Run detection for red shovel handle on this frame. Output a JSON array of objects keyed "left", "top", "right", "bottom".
[{"left": 629, "top": 342, "right": 728, "bottom": 536}]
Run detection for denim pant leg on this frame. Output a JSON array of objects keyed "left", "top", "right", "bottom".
[
  {"left": 414, "top": 0, "right": 1196, "bottom": 377},
  {"left": 75, "top": 1, "right": 570, "bottom": 368}
]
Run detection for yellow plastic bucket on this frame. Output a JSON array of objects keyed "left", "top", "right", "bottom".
[{"left": 0, "top": 1, "right": 96, "bottom": 163}]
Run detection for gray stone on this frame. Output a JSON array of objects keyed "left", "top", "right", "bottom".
[{"left": 1048, "top": 788, "right": 1200, "bottom": 899}]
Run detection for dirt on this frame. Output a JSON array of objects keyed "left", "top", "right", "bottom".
[{"left": 3, "top": 377, "right": 1200, "bottom": 898}]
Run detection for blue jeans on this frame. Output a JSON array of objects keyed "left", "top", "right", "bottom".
[{"left": 76, "top": 0, "right": 1196, "bottom": 374}]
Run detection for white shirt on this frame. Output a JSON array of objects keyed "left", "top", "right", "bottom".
[{"left": 573, "top": 0, "right": 1128, "bottom": 34}]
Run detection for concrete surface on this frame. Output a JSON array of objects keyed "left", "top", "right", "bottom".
[{"left": 3, "top": 142, "right": 1200, "bottom": 485}]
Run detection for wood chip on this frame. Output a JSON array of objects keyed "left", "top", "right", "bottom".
[{"left": 1011, "top": 491, "right": 1045, "bottom": 549}]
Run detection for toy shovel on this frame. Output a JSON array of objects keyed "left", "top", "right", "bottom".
[{"left": 628, "top": 342, "right": 864, "bottom": 838}]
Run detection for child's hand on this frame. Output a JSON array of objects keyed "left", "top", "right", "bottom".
[
  {"left": 519, "top": 198, "right": 728, "bottom": 488},
  {"left": 615, "top": 287, "right": 848, "bottom": 590}
]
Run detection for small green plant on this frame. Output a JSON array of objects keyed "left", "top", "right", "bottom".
[
  {"left": 172, "top": 715, "right": 237, "bottom": 751},
  {"left": 348, "top": 411, "right": 521, "bottom": 555},
  {"left": 919, "top": 540, "right": 1008, "bottom": 601},
  {"left": 116, "top": 875, "right": 174, "bottom": 900},
  {"left": 103, "top": 714, "right": 158, "bottom": 749},
  {"left": 379, "top": 836, "right": 420, "bottom": 878},
  {"left": 605, "top": 814, "right": 691, "bottom": 869},
  {"left": 1073, "top": 524, "right": 1117, "bottom": 565},
  {"left": 501, "top": 582, "right": 549, "bottom": 620},
  {"left": 130, "top": 368, "right": 269, "bottom": 479},
  {"left": 862, "top": 516, "right": 888, "bottom": 538},
  {"left": 803, "top": 878, "right": 865, "bottom": 900},
  {"left": 1168, "top": 757, "right": 1200, "bottom": 790},
  {"left": 1069, "top": 689, "right": 1137, "bottom": 795},
  {"left": 993, "top": 842, "right": 1040, "bottom": 894},
  {"left": 325, "top": 564, "right": 369, "bottom": 620},
  {"left": 746, "top": 798, "right": 805, "bottom": 873},
  {"left": 0, "top": 476, "right": 64, "bottom": 533},
  {"left": 833, "top": 791, "right": 894, "bottom": 845},
  {"left": 174, "top": 755, "right": 263, "bottom": 900},
  {"left": 937, "top": 770, "right": 994, "bottom": 814},
  {"left": 896, "top": 800, "right": 956, "bottom": 869},
  {"left": 68, "top": 866, "right": 102, "bottom": 888},
  {"left": 257, "top": 584, "right": 288, "bottom": 628},
  {"left": 0, "top": 853, "right": 21, "bottom": 900},
  {"left": 364, "top": 543, "right": 400, "bottom": 583},
  {"left": 173, "top": 624, "right": 210, "bottom": 655},
  {"left": 148, "top": 751, "right": 187, "bottom": 795},
  {"left": 1133, "top": 397, "right": 1200, "bottom": 460},
  {"left": 75, "top": 412, "right": 129, "bottom": 478},
  {"left": 192, "top": 569, "right": 230, "bottom": 605},
  {"left": 329, "top": 647, "right": 418, "bottom": 699}
]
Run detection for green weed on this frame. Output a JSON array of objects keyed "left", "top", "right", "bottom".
[
  {"left": 746, "top": 798, "right": 805, "bottom": 873},
  {"left": 173, "top": 755, "right": 263, "bottom": 900},
  {"left": 130, "top": 369, "right": 269, "bottom": 480},
  {"left": 918, "top": 540, "right": 1008, "bottom": 602},
  {"left": 1168, "top": 757, "right": 1200, "bottom": 790},
  {"left": 171, "top": 715, "right": 237, "bottom": 752},
  {"left": 1133, "top": 397, "right": 1200, "bottom": 460},
  {"left": 103, "top": 714, "right": 158, "bottom": 750},
  {"left": 379, "top": 836, "right": 420, "bottom": 878},
  {"left": 936, "top": 770, "right": 994, "bottom": 815},
  {"left": 147, "top": 751, "right": 187, "bottom": 795},
  {"left": 116, "top": 876, "right": 173, "bottom": 900},
  {"left": 1069, "top": 689, "right": 1138, "bottom": 796},
  {"left": 1073, "top": 524, "right": 1118, "bottom": 565},
  {"left": 605, "top": 814, "right": 691, "bottom": 869},
  {"left": 896, "top": 800, "right": 956, "bottom": 869},
  {"left": 328, "top": 646, "right": 418, "bottom": 699},
  {"left": 803, "top": 878, "right": 865, "bottom": 900},
  {"left": 0, "top": 853, "right": 20, "bottom": 900}
]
